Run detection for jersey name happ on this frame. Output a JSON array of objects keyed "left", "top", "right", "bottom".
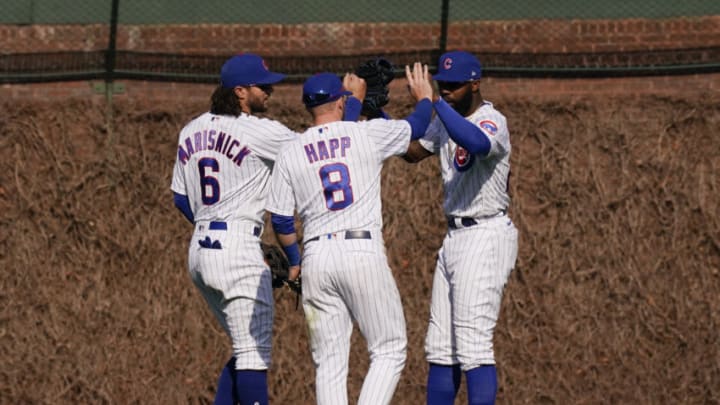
[{"left": 304, "top": 135, "right": 351, "bottom": 164}]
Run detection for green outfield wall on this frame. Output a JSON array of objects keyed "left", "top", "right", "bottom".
[{"left": 2, "top": 0, "right": 719, "bottom": 25}]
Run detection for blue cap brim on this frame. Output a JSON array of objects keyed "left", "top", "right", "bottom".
[
  {"left": 255, "top": 71, "right": 286, "bottom": 85},
  {"left": 304, "top": 90, "right": 353, "bottom": 107},
  {"left": 432, "top": 72, "right": 466, "bottom": 82}
]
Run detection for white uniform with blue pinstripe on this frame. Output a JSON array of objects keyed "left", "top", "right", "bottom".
[
  {"left": 171, "top": 111, "right": 295, "bottom": 370},
  {"left": 266, "top": 119, "right": 411, "bottom": 405},
  {"left": 418, "top": 101, "right": 519, "bottom": 370}
]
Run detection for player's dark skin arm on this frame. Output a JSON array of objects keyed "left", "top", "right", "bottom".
[{"left": 402, "top": 140, "right": 433, "bottom": 163}]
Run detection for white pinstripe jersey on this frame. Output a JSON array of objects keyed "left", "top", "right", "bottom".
[
  {"left": 266, "top": 119, "right": 412, "bottom": 240},
  {"left": 418, "top": 101, "right": 511, "bottom": 218},
  {"left": 171, "top": 112, "right": 296, "bottom": 224}
]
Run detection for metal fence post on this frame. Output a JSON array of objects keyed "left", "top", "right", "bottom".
[
  {"left": 105, "top": 0, "right": 119, "bottom": 138},
  {"left": 439, "top": 0, "right": 449, "bottom": 56},
  {"left": 106, "top": 0, "right": 119, "bottom": 81}
]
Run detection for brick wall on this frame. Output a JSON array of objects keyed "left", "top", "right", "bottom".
[
  {"left": 448, "top": 17, "right": 720, "bottom": 53},
  {"left": 1, "top": 16, "right": 718, "bottom": 100},
  {"left": 2, "top": 16, "right": 718, "bottom": 55}
]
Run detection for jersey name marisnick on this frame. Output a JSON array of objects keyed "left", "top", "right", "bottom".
[
  {"left": 304, "top": 136, "right": 351, "bottom": 164},
  {"left": 177, "top": 129, "right": 251, "bottom": 166}
]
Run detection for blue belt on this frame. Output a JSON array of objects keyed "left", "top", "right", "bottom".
[
  {"left": 447, "top": 210, "right": 506, "bottom": 229},
  {"left": 305, "top": 230, "right": 371, "bottom": 243},
  {"left": 209, "top": 221, "right": 261, "bottom": 237},
  {"left": 447, "top": 217, "right": 478, "bottom": 229},
  {"left": 209, "top": 221, "right": 227, "bottom": 230}
]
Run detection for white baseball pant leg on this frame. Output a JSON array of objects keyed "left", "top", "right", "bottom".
[
  {"left": 425, "top": 215, "right": 518, "bottom": 370},
  {"left": 188, "top": 221, "right": 274, "bottom": 370},
  {"left": 302, "top": 236, "right": 407, "bottom": 405}
]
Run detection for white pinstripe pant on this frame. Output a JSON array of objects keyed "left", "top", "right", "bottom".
[
  {"left": 425, "top": 215, "right": 518, "bottom": 370},
  {"left": 302, "top": 233, "right": 407, "bottom": 405},
  {"left": 188, "top": 220, "right": 274, "bottom": 370}
]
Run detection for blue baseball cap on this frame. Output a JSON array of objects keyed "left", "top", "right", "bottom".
[
  {"left": 433, "top": 51, "right": 482, "bottom": 82},
  {"left": 302, "top": 73, "right": 352, "bottom": 107},
  {"left": 220, "top": 53, "right": 286, "bottom": 88}
]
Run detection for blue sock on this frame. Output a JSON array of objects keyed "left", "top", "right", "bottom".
[
  {"left": 427, "top": 363, "right": 462, "bottom": 405},
  {"left": 233, "top": 369, "right": 268, "bottom": 405},
  {"left": 213, "top": 357, "right": 237, "bottom": 405},
  {"left": 466, "top": 365, "right": 497, "bottom": 405}
]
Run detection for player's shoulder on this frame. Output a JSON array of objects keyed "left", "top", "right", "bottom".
[
  {"left": 275, "top": 133, "right": 305, "bottom": 158},
  {"left": 474, "top": 101, "right": 506, "bottom": 120},
  {"left": 239, "top": 113, "right": 293, "bottom": 132},
  {"left": 178, "top": 111, "right": 211, "bottom": 135},
  {"left": 358, "top": 117, "right": 411, "bottom": 138},
  {"left": 182, "top": 111, "right": 212, "bottom": 127},
  {"left": 362, "top": 117, "right": 408, "bottom": 128},
  {"left": 470, "top": 101, "right": 507, "bottom": 135}
]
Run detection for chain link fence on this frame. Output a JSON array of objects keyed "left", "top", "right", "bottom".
[{"left": 1, "top": 0, "right": 719, "bottom": 84}]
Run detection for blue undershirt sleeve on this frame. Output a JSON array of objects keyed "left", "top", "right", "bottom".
[
  {"left": 433, "top": 98, "right": 491, "bottom": 156},
  {"left": 270, "top": 213, "right": 301, "bottom": 266},
  {"left": 173, "top": 192, "right": 194, "bottom": 224},
  {"left": 343, "top": 96, "right": 362, "bottom": 121},
  {"left": 270, "top": 213, "right": 295, "bottom": 234},
  {"left": 403, "top": 98, "right": 433, "bottom": 140}
]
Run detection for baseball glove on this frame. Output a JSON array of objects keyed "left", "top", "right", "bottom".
[
  {"left": 355, "top": 57, "right": 395, "bottom": 118},
  {"left": 261, "top": 242, "right": 302, "bottom": 295}
]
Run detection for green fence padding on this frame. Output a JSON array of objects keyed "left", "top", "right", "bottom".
[{"left": 2, "top": 0, "right": 719, "bottom": 24}]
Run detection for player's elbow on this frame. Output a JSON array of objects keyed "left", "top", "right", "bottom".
[
  {"left": 401, "top": 153, "right": 422, "bottom": 164},
  {"left": 402, "top": 141, "right": 432, "bottom": 164}
]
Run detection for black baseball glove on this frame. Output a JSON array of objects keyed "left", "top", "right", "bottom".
[
  {"left": 355, "top": 57, "right": 395, "bottom": 119},
  {"left": 261, "top": 242, "right": 302, "bottom": 295}
]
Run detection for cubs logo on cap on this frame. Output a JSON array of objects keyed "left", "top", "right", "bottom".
[{"left": 433, "top": 50, "right": 482, "bottom": 83}]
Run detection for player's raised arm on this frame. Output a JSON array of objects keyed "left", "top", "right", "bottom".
[
  {"left": 394, "top": 62, "right": 436, "bottom": 163},
  {"left": 342, "top": 73, "right": 366, "bottom": 122},
  {"left": 343, "top": 73, "right": 367, "bottom": 104},
  {"left": 398, "top": 62, "right": 433, "bottom": 141}
]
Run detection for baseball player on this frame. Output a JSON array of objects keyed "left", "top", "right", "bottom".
[
  {"left": 403, "top": 51, "right": 519, "bottom": 405},
  {"left": 171, "top": 53, "right": 296, "bottom": 405},
  {"left": 266, "top": 64, "right": 434, "bottom": 405}
]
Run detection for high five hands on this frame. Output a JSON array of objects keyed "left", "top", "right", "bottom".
[{"left": 405, "top": 62, "right": 434, "bottom": 103}]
